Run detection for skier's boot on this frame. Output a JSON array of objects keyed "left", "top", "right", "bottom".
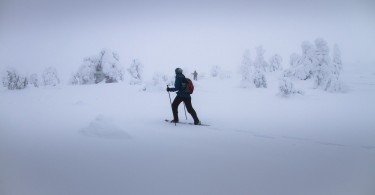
[
  {"left": 194, "top": 121, "right": 201, "bottom": 125},
  {"left": 170, "top": 119, "right": 179, "bottom": 123}
]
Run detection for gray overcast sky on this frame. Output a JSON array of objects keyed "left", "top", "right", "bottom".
[{"left": 1, "top": 0, "right": 375, "bottom": 80}]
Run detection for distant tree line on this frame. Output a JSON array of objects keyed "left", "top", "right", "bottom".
[
  {"left": 1, "top": 49, "right": 144, "bottom": 90},
  {"left": 2, "top": 66, "right": 60, "bottom": 90},
  {"left": 280, "top": 38, "right": 344, "bottom": 96},
  {"left": 235, "top": 38, "right": 344, "bottom": 96},
  {"left": 1, "top": 40, "right": 344, "bottom": 96},
  {"left": 238, "top": 45, "right": 283, "bottom": 89}
]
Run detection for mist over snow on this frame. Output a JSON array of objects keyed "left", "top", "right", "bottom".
[
  {"left": 1, "top": 0, "right": 375, "bottom": 195},
  {"left": 1, "top": 0, "right": 375, "bottom": 80}
]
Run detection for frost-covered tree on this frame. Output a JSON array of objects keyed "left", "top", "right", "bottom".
[
  {"left": 29, "top": 73, "right": 39, "bottom": 87},
  {"left": 300, "top": 41, "right": 316, "bottom": 79},
  {"left": 142, "top": 73, "right": 173, "bottom": 91},
  {"left": 211, "top": 65, "right": 221, "bottom": 77},
  {"left": 239, "top": 49, "right": 252, "bottom": 85},
  {"left": 290, "top": 53, "right": 301, "bottom": 68},
  {"left": 324, "top": 44, "right": 346, "bottom": 92},
  {"left": 153, "top": 73, "right": 173, "bottom": 86},
  {"left": 286, "top": 39, "right": 345, "bottom": 92},
  {"left": 314, "top": 38, "right": 331, "bottom": 88},
  {"left": 239, "top": 48, "right": 267, "bottom": 88},
  {"left": 128, "top": 59, "right": 143, "bottom": 85},
  {"left": 253, "top": 70, "right": 267, "bottom": 88},
  {"left": 102, "top": 51, "right": 124, "bottom": 83},
  {"left": 72, "top": 49, "right": 124, "bottom": 85},
  {"left": 332, "top": 44, "right": 343, "bottom": 75},
  {"left": 70, "top": 72, "right": 80, "bottom": 85},
  {"left": 269, "top": 54, "right": 283, "bottom": 72},
  {"left": 278, "top": 76, "right": 302, "bottom": 96},
  {"left": 73, "top": 62, "right": 96, "bottom": 84},
  {"left": 324, "top": 75, "right": 346, "bottom": 92},
  {"left": 254, "top": 46, "right": 269, "bottom": 72},
  {"left": 2, "top": 68, "right": 28, "bottom": 90},
  {"left": 42, "top": 66, "right": 60, "bottom": 86},
  {"left": 289, "top": 41, "right": 316, "bottom": 80}
]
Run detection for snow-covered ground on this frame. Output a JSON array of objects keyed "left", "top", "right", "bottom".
[{"left": 1, "top": 66, "right": 375, "bottom": 195}]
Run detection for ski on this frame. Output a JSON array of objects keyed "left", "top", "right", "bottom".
[{"left": 165, "top": 119, "right": 210, "bottom": 126}]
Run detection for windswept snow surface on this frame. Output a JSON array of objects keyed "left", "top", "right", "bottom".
[{"left": 1, "top": 67, "right": 375, "bottom": 195}]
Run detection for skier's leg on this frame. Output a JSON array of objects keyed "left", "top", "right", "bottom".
[
  {"left": 171, "top": 96, "right": 183, "bottom": 122},
  {"left": 183, "top": 97, "right": 199, "bottom": 123}
]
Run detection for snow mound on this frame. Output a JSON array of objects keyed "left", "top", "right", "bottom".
[{"left": 81, "top": 115, "right": 131, "bottom": 139}]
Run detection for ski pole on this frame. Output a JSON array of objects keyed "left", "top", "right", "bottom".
[
  {"left": 167, "top": 85, "right": 176, "bottom": 126},
  {"left": 183, "top": 102, "right": 188, "bottom": 120}
]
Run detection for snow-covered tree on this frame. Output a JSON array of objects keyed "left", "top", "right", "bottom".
[
  {"left": 102, "top": 51, "right": 124, "bottom": 83},
  {"left": 239, "top": 48, "right": 267, "bottom": 88},
  {"left": 269, "top": 54, "right": 283, "bottom": 72},
  {"left": 211, "top": 65, "right": 221, "bottom": 77},
  {"left": 324, "top": 75, "right": 346, "bottom": 92},
  {"left": 75, "top": 62, "right": 96, "bottom": 84},
  {"left": 282, "top": 68, "right": 294, "bottom": 78},
  {"left": 292, "top": 64, "right": 310, "bottom": 80},
  {"left": 72, "top": 49, "right": 124, "bottom": 85},
  {"left": 290, "top": 53, "right": 301, "bottom": 68},
  {"left": 289, "top": 41, "right": 316, "bottom": 80},
  {"left": 42, "top": 66, "right": 60, "bottom": 86},
  {"left": 253, "top": 70, "right": 267, "bottom": 88},
  {"left": 278, "top": 76, "right": 302, "bottom": 96},
  {"left": 300, "top": 41, "right": 316, "bottom": 79},
  {"left": 128, "top": 59, "right": 143, "bottom": 85},
  {"left": 332, "top": 44, "right": 343, "bottom": 75},
  {"left": 2, "top": 68, "right": 28, "bottom": 90},
  {"left": 239, "top": 49, "right": 252, "bottom": 86},
  {"left": 324, "top": 44, "right": 346, "bottom": 92},
  {"left": 142, "top": 73, "right": 173, "bottom": 91},
  {"left": 287, "top": 39, "right": 346, "bottom": 92},
  {"left": 153, "top": 73, "right": 173, "bottom": 86},
  {"left": 70, "top": 72, "right": 80, "bottom": 85},
  {"left": 254, "top": 46, "right": 269, "bottom": 72},
  {"left": 314, "top": 38, "right": 331, "bottom": 88},
  {"left": 29, "top": 73, "right": 39, "bottom": 87}
]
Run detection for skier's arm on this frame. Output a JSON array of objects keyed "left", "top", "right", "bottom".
[{"left": 169, "top": 77, "right": 181, "bottom": 92}]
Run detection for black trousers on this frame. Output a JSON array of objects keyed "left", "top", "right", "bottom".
[{"left": 172, "top": 96, "right": 199, "bottom": 123}]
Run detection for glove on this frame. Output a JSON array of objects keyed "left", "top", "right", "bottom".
[{"left": 166, "top": 87, "right": 171, "bottom": 92}]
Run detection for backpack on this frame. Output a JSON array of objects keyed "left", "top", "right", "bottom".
[{"left": 181, "top": 78, "right": 194, "bottom": 94}]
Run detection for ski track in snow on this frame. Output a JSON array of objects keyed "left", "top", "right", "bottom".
[
  {"left": 165, "top": 117, "right": 375, "bottom": 151},
  {"left": 210, "top": 126, "right": 375, "bottom": 151}
]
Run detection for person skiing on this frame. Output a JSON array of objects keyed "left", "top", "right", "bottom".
[
  {"left": 192, "top": 70, "right": 198, "bottom": 81},
  {"left": 167, "top": 68, "right": 201, "bottom": 125}
]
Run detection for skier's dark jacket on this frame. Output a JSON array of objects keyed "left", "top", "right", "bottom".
[{"left": 169, "top": 73, "right": 190, "bottom": 97}]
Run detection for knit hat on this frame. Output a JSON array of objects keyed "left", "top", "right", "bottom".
[{"left": 175, "top": 68, "right": 183, "bottom": 74}]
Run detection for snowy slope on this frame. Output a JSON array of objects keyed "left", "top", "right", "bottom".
[{"left": 1, "top": 67, "right": 375, "bottom": 195}]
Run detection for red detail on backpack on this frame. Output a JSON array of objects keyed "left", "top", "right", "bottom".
[{"left": 185, "top": 78, "right": 194, "bottom": 94}]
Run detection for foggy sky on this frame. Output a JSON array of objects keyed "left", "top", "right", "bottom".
[{"left": 1, "top": 0, "right": 375, "bottom": 81}]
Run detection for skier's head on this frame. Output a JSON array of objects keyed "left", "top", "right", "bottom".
[{"left": 175, "top": 68, "right": 183, "bottom": 74}]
